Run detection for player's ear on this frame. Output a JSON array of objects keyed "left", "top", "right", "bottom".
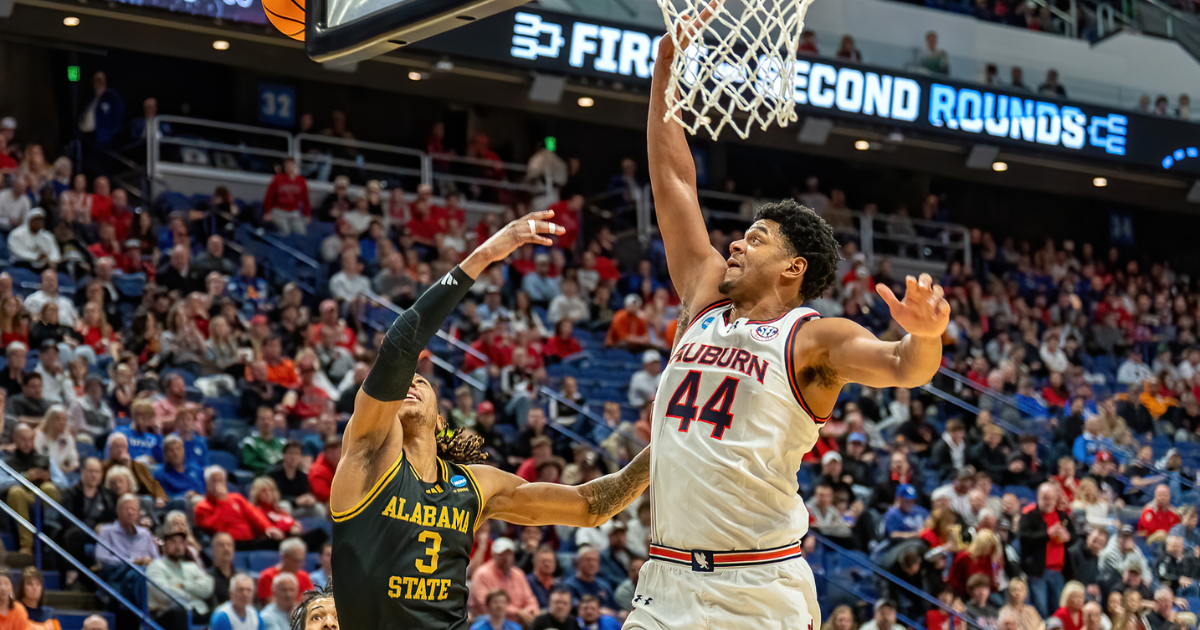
[
  {"left": 783, "top": 255, "right": 808, "bottom": 283},
  {"left": 435, "top": 414, "right": 446, "bottom": 432}
]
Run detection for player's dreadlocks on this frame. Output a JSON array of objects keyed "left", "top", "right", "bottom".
[
  {"left": 290, "top": 580, "right": 336, "bottom": 630},
  {"left": 754, "top": 199, "right": 842, "bottom": 302},
  {"left": 436, "top": 427, "right": 487, "bottom": 464}
]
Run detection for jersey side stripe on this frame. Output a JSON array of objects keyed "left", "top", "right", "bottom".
[
  {"left": 331, "top": 451, "right": 406, "bottom": 522},
  {"left": 680, "top": 299, "right": 732, "bottom": 339},
  {"left": 459, "top": 464, "right": 487, "bottom": 532},
  {"left": 784, "top": 313, "right": 831, "bottom": 422}
]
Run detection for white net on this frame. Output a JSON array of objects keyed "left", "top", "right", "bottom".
[{"left": 656, "top": 0, "right": 816, "bottom": 140}]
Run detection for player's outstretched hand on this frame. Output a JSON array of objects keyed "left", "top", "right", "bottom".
[
  {"left": 875, "top": 273, "right": 951, "bottom": 339},
  {"left": 461, "top": 210, "right": 564, "bottom": 277}
]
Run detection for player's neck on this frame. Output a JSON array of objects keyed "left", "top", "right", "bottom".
[
  {"left": 729, "top": 293, "right": 802, "bottom": 322},
  {"left": 403, "top": 434, "right": 439, "bottom": 482}
]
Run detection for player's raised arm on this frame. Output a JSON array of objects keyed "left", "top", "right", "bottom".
[
  {"left": 799, "top": 274, "right": 949, "bottom": 398},
  {"left": 470, "top": 445, "right": 651, "bottom": 528},
  {"left": 334, "top": 211, "right": 563, "bottom": 510},
  {"left": 648, "top": 25, "right": 728, "bottom": 311}
]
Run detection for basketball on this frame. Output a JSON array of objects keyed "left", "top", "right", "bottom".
[{"left": 263, "top": 0, "right": 305, "bottom": 41}]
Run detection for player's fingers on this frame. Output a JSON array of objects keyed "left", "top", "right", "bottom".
[
  {"left": 533, "top": 236, "right": 554, "bottom": 246},
  {"left": 535, "top": 220, "right": 565, "bottom": 235},
  {"left": 932, "top": 284, "right": 945, "bottom": 300},
  {"left": 522, "top": 209, "right": 555, "bottom": 221},
  {"left": 876, "top": 283, "right": 901, "bottom": 309},
  {"left": 905, "top": 275, "right": 918, "bottom": 296},
  {"left": 918, "top": 273, "right": 933, "bottom": 290}
]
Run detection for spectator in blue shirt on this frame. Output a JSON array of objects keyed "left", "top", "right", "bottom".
[
  {"left": 883, "top": 484, "right": 930, "bottom": 540},
  {"left": 520, "top": 253, "right": 561, "bottom": 308},
  {"left": 226, "top": 254, "right": 271, "bottom": 317},
  {"left": 1073, "top": 418, "right": 1117, "bottom": 467},
  {"left": 173, "top": 405, "right": 209, "bottom": 468},
  {"left": 470, "top": 590, "right": 522, "bottom": 630},
  {"left": 210, "top": 574, "right": 262, "bottom": 630},
  {"left": 577, "top": 594, "right": 621, "bottom": 630},
  {"left": 112, "top": 399, "right": 163, "bottom": 464},
  {"left": 562, "top": 547, "right": 617, "bottom": 613},
  {"left": 153, "top": 435, "right": 204, "bottom": 498}
]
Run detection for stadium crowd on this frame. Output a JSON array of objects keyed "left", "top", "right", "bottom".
[{"left": 1, "top": 88, "right": 1200, "bottom": 630}]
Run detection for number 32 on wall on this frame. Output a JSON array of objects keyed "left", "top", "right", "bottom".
[{"left": 258, "top": 83, "right": 296, "bottom": 128}]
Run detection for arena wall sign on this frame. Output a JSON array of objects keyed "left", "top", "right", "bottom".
[{"left": 417, "top": 7, "right": 1200, "bottom": 176}]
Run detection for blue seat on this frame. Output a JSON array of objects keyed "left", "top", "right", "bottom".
[
  {"left": 114, "top": 273, "right": 147, "bottom": 298},
  {"left": 1005, "top": 485, "right": 1036, "bottom": 505},
  {"left": 245, "top": 550, "right": 279, "bottom": 572},
  {"left": 305, "top": 552, "right": 322, "bottom": 573},
  {"left": 209, "top": 450, "right": 238, "bottom": 474}
]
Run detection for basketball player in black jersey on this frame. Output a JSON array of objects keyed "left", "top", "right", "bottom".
[{"left": 330, "top": 210, "right": 652, "bottom": 630}]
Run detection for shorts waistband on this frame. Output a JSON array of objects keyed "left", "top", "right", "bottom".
[{"left": 647, "top": 541, "right": 803, "bottom": 572}]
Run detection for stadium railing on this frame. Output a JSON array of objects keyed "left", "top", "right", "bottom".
[
  {"left": 357, "top": 291, "right": 644, "bottom": 464},
  {"left": 0, "top": 460, "right": 192, "bottom": 630},
  {"left": 676, "top": 188, "right": 973, "bottom": 270},
  {"left": 811, "top": 533, "right": 984, "bottom": 630},
  {"left": 148, "top": 116, "right": 553, "bottom": 216}
]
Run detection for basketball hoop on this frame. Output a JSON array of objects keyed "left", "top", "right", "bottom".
[{"left": 656, "top": 0, "right": 815, "bottom": 140}]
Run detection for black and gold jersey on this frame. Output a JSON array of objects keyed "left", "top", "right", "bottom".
[{"left": 332, "top": 453, "right": 484, "bottom": 630}]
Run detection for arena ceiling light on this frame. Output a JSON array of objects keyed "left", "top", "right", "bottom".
[
  {"left": 1093, "top": 177, "right": 1108, "bottom": 188},
  {"left": 992, "top": 161, "right": 1008, "bottom": 172},
  {"left": 407, "top": 71, "right": 423, "bottom": 81},
  {"left": 577, "top": 96, "right": 595, "bottom": 108},
  {"left": 212, "top": 40, "right": 230, "bottom": 50},
  {"left": 62, "top": 16, "right": 80, "bottom": 26},
  {"left": 854, "top": 140, "right": 870, "bottom": 151}
]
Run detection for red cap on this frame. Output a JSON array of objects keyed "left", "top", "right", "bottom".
[
  {"left": 1095, "top": 450, "right": 1113, "bottom": 463},
  {"left": 418, "top": 349, "right": 432, "bottom": 361},
  {"left": 251, "top": 314, "right": 268, "bottom": 325},
  {"left": 477, "top": 401, "right": 495, "bottom": 414}
]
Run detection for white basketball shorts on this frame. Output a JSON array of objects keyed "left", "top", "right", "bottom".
[{"left": 621, "top": 554, "right": 820, "bottom": 630}]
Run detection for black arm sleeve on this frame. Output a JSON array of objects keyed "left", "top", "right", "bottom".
[{"left": 361, "top": 266, "right": 475, "bottom": 401}]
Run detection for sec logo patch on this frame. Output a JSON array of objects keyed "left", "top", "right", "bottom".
[{"left": 751, "top": 325, "right": 779, "bottom": 342}]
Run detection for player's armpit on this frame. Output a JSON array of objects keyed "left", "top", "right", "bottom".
[
  {"left": 471, "top": 446, "right": 650, "bottom": 528},
  {"left": 798, "top": 317, "right": 943, "bottom": 390}
]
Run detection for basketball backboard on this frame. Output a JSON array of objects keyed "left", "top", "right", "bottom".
[{"left": 306, "top": 0, "right": 530, "bottom": 63}]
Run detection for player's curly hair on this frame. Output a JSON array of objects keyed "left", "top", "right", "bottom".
[
  {"left": 436, "top": 428, "right": 487, "bottom": 465},
  {"left": 290, "top": 580, "right": 335, "bottom": 630},
  {"left": 754, "top": 199, "right": 842, "bottom": 302}
]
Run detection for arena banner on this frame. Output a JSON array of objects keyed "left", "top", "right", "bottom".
[
  {"left": 417, "top": 7, "right": 1200, "bottom": 176},
  {"left": 107, "top": 0, "right": 267, "bottom": 25}
]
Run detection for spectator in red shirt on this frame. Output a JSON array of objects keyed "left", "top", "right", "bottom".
[
  {"left": 514, "top": 436, "right": 557, "bottom": 483},
  {"left": 256, "top": 537, "right": 314, "bottom": 604},
  {"left": 1019, "top": 482, "right": 1075, "bottom": 618},
  {"left": 87, "top": 222, "right": 123, "bottom": 262},
  {"left": 308, "top": 437, "right": 340, "bottom": 504},
  {"left": 109, "top": 189, "right": 135, "bottom": 241},
  {"left": 193, "top": 466, "right": 284, "bottom": 547},
  {"left": 407, "top": 198, "right": 444, "bottom": 247},
  {"left": 544, "top": 320, "right": 583, "bottom": 365},
  {"left": 310, "top": 300, "right": 356, "bottom": 351},
  {"left": 1052, "top": 581, "right": 1086, "bottom": 630},
  {"left": 263, "top": 158, "right": 311, "bottom": 236},
  {"left": 285, "top": 354, "right": 330, "bottom": 423},
  {"left": 90, "top": 176, "right": 113, "bottom": 224},
  {"left": 1137, "top": 484, "right": 1180, "bottom": 538},
  {"left": 947, "top": 529, "right": 1001, "bottom": 596},
  {"left": 436, "top": 192, "right": 467, "bottom": 228},
  {"left": 548, "top": 194, "right": 584, "bottom": 253}
]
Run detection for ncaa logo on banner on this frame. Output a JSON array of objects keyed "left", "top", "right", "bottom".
[{"left": 751, "top": 325, "right": 779, "bottom": 342}]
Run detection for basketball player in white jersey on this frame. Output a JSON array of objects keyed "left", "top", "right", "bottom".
[{"left": 622, "top": 28, "right": 952, "bottom": 630}]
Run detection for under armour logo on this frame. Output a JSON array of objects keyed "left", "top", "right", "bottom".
[
  {"left": 439, "top": 274, "right": 458, "bottom": 287},
  {"left": 632, "top": 594, "right": 653, "bottom": 605}
]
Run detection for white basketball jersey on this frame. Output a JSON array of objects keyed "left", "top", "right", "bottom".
[{"left": 649, "top": 300, "right": 826, "bottom": 551}]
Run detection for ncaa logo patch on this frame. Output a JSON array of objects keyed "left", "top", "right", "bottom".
[
  {"left": 701, "top": 316, "right": 716, "bottom": 330},
  {"left": 450, "top": 475, "right": 468, "bottom": 488},
  {"left": 751, "top": 325, "right": 779, "bottom": 342}
]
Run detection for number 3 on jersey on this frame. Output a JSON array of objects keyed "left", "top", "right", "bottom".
[{"left": 665, "top": 371, "right": 739, "bottom": 439}]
